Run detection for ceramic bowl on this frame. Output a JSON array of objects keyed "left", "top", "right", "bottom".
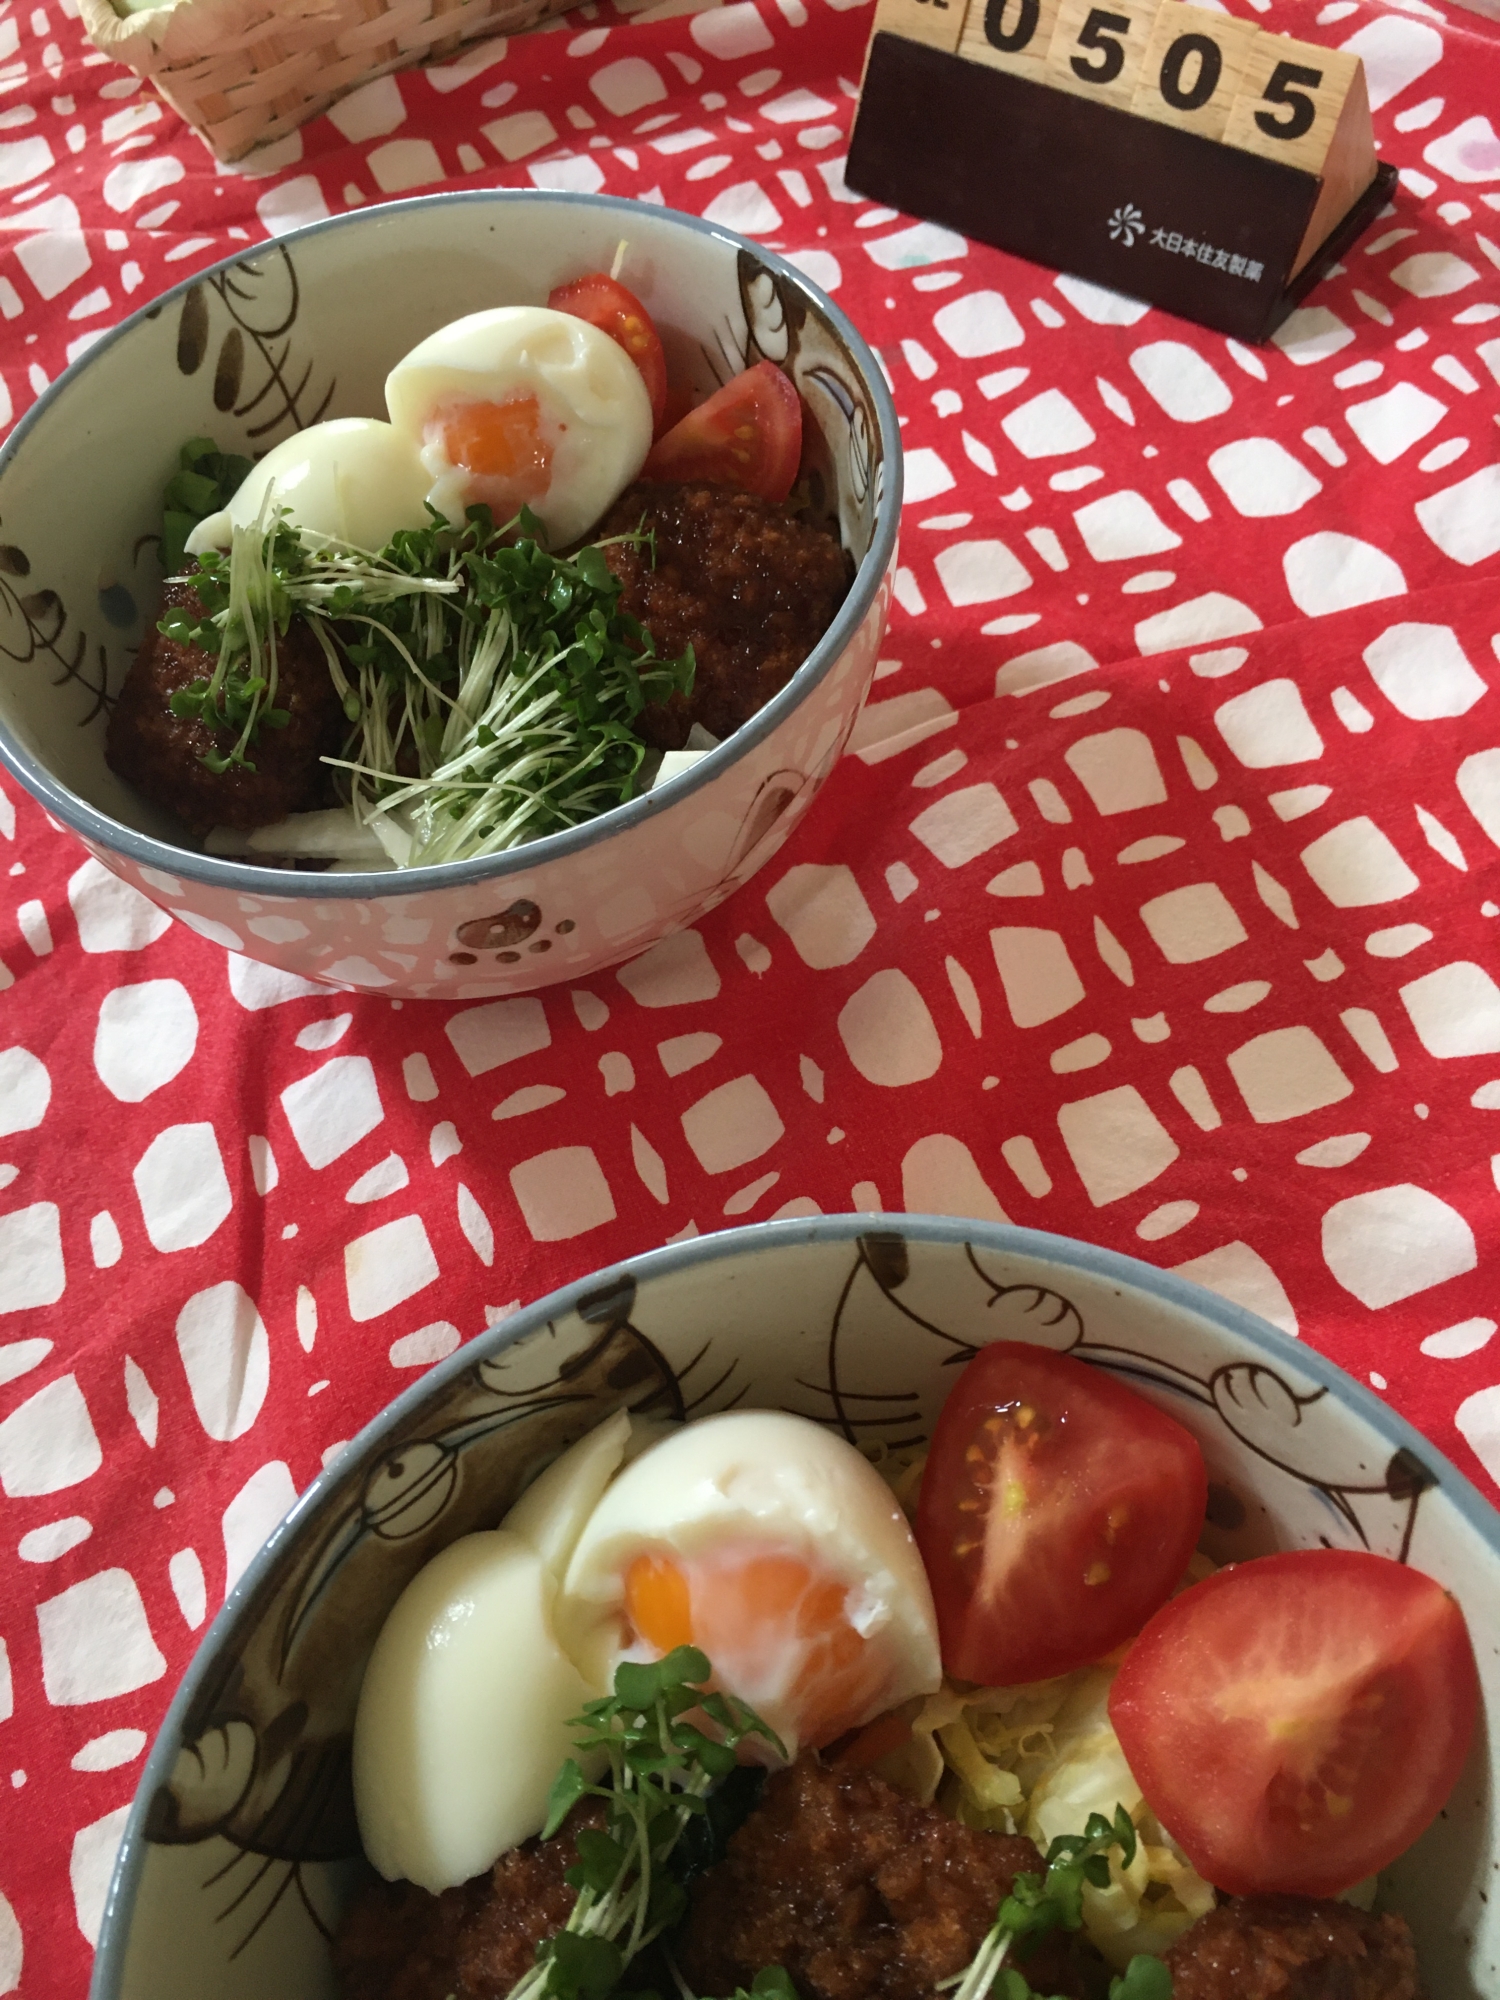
[
  {"left": 0, "top": 191, "right": 898, "bottom": 1000},
  {"left": 92, "top": 1214, "right": 1500, "bottom": 2000}
]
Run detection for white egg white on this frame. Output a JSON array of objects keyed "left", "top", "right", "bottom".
[
  {"left": 184, "top": 417, "right": 433, "bottom": 557},
  {"left": 384, "top": 305, "right": 653, "bottom": 549},
  {"left": 351, "top": 1528, "right": 597, "bottom": 1894},
  {"left": 503, "top": 1409, "right": 676, "bottom": 1585},
  {"left": 555, "top": 1410, "right": 942, "bottom": 1755}
]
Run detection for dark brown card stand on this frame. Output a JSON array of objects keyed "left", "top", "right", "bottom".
[{"left": 846, "top": 32, "right": 1398, "bottom": 343}]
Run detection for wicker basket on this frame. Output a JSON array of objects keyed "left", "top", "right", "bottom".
[{"left": 79, "top": 0, "right": 581, "bottom": 163}]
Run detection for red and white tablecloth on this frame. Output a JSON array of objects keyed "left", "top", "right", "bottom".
[{"left": 1, "top": 0, "right": 1499, "bottom": 1984}]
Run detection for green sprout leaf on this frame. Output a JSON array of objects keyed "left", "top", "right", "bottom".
[
  {"left": 543, "top": 1761, "right": 591, "bottom": 1843},
  {"left": 538, "top": 1931, "right": 624, "bottom": 2000},
  {"left": 159, "top": 436, "right": 252, "bottom": 576},
  {"left": 941, "top": 1804, "right": 1170, "bottom": 2000},
  {"left": 615, "top": 1648, "right": 711, "bottom": 1711},
  {"left": 508, "top": 1650, "right": 781, "bottom": 2000},
  {"left": 744, "top": 1970, "right": 799, "bottom": 2000},
  {"left": 566, "top": 1830, "right": 631, "bottom": 1897},
  {"left": 1109, "top": 1957, "right": 1174, "bottom": 2000}
]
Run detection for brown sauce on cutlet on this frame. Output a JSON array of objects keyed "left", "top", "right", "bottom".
[
  {"left": 597, "top": 482, "right": 852, "bottom": 752},
  {"left": 108, "top": 482, "right": 850, "bottom": 839},
  {"left": 676, "top": 1755, "right": 1106, "bottom": 2000},
  {"left": 335, "top": 1804, "right": 601, "bottom": 2000},
  {"left": 106, "top": 578, "right": 344, "bottom": 836},
  {"left": 1164, "top": 1894, "right": 1424, "bottom": 2000},
  {"left": 332, "top": 1760, "right": 1107, "bottom": 2000}
]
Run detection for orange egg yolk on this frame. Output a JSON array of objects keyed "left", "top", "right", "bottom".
[
  {"left": 624, "top": 1550, "right": 874, "bottom": 1749},
  {"left": 438, "top": 395, "right": 553, "bottom": 502}
]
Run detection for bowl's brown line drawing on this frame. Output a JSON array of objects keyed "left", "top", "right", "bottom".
[
  {"left": 546, "top": 1280, "right": 701, "bottom": 1422},
  {"left": 215, "top": 327, "right": 247, "bottom": 417},
  {"left": 140, "top": 1323, "right": 699, "bottom": 1957},
  {"left": 278, "top": 1314, "right": 702, "bottom": 1670},
  {"left": 821, "top": 1238, "right": 1440, "bottom": 1566},
  {"left": 197, "top": 1822, "right": 340, "bottom": 1959},
  {"left": 0, "top": 542, "right": 114, "bottom": 722},
  {"left": 3, "top": 246, "right": 329, "bottom": 751},
  {"left": 224, "top": 1855, "right": 335, "bottom": 1958},
  {"left": 680, "top": 1343, "right": 748, "bottom": 1417},
  {"left": 198, "top": 247, "right": 337, "bottom": 442},
  {"left": 177, "top": 283, "right": 210, "bottom": 374},
  {"left": 204, "top": 1752, "right": 344, "bottom": 1956},
  {"left": 736, "top": 248, "right": 879, "bottom": 520},
  {"left": 864, "top": 1234, "right": 977, "bottom": 1351},
  {"left": 965, "top": 1243, "right": 1088, "bottom": 1351}
]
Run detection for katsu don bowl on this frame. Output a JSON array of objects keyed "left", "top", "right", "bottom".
[
  {"left": 92, "top": 1216, "right": 1500, "bottom": 2000},
  {"left": 0, "top": 191, "right": 898, "bottom": 1000}
]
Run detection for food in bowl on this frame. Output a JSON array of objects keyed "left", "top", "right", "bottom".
[
  {"left": 95, "top": 1222, "right": 1494, "bottom": 1998},
  {"left": 0, "top": 195, "right": 897, "bottom": 997},
  {"left": 913, "top": 1340, "right": 1208, "bottom": 1687},
  {"left": 333, "top": 1343, "right": 1473, "bottom": 1999},
  {"left": 103, "top": 277, "right": 851, "bottom": 869},
  {"left": 379, "top": 300, "right": 655, "bottom": 547}
]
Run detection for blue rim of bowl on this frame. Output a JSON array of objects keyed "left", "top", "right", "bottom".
[
  {"left": 0, "top": 188, "right": 902, "bottom": 900},
  {"left": 90, "top": 1208, "right": 1500, "bottom": 1997}
]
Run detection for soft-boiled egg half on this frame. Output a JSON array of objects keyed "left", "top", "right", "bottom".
[
  {"left": 186, "top": 303, "right": 655, "bottom": 564},
  {"left": 556, "top": 1412, "right": 941, "bottom": 1758},
  {"left": 384, "top": 305, "right": 654, "bottom": 548},
  {"left": 352, "top": 1409, "right": 941, "bottom": 1893},
  {"left": 184, "top": 417, "right": 434, "bottom": 557},
  {"left": 351, "top": 1409, "right": 649, "bottom": 1894},
  {"left": 352, "top": 1526, "right": 596, "bottom": 1895}
]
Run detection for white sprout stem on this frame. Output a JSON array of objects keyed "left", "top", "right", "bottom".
[
  {"left": 224, "top": 518, "right": 266, "bottom": 757},
  {"left": 338, "top": 666, "right": 567, "bottom": 804},
  {"left": 663, "top": 1950, "right": 697, "bottom": 2000},
  {"left": 940, "top": 1925, "right": 1014, "bottom": 2000},
  {"left": 305, "top": 614, "right": 354, "bottom": 714},
  {"left": 211, "top": 516, "right": 658, "bottom": 865},
  {"left": 202, "top": 507, "right": 461, "bottom": 763},
  {"left": 440, "top": 607, "right": 513, "bottom": 760},
  {"left": 288, "top": 541, "right": 461, "bottom": 607}
]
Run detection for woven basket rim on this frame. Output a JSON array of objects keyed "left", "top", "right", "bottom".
[{"left": 80, "top": 0, "right": 577, "bottom": 155}]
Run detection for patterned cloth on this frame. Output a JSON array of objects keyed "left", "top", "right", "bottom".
[{"left": 1, "top": 0, "right": 1500, "bottom": 1986}]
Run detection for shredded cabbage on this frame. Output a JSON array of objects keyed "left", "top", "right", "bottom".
[
  {"left": 881, "top": 1662, "right": 1215, "bottom": 1970},
  {"left": 1020, "top": 1666, "right": 1216, "bottom": 1965}
]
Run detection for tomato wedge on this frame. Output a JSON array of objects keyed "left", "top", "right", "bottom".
[
  {"left": 1109, "top": 1548, "right": 1479, "bottom": 1897},
  {"left": 641, "top": 360, "right": 803, "bottom": 503},
  {"left": 547, "top": 273, "right": 668, "bottom": 433},
  {"left": 915, "top": 1342, "right": 1206, "bottom": 1686}
]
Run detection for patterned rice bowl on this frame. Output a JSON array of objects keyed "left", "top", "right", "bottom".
[
  {"left": 0, "top": 190, "right": 899, "bottom": 1001},
  {"left": 90, "top": 1214, "right": 1500, "bottom": 2000}
]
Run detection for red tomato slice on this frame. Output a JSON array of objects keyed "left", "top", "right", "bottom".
[
  {"left": 547, "top": 273, "right": 668, "bottom": 433},
  {"left": 915, "top": 1343, "right": 1206, "bottom": 1687},
  {"left": 1109, "top": 1548, "right": 1479, "bottom": 1897},
  {"left": 641, "top": 361, "right": 803, "bottom": 503}
]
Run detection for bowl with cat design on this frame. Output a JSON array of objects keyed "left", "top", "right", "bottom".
[
  {"left": 90, "top": 1214, "right": 1500, "bottom": 1999},
  {"left": 0, "top": 189, "right": 898, "bottom": 1000}
]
